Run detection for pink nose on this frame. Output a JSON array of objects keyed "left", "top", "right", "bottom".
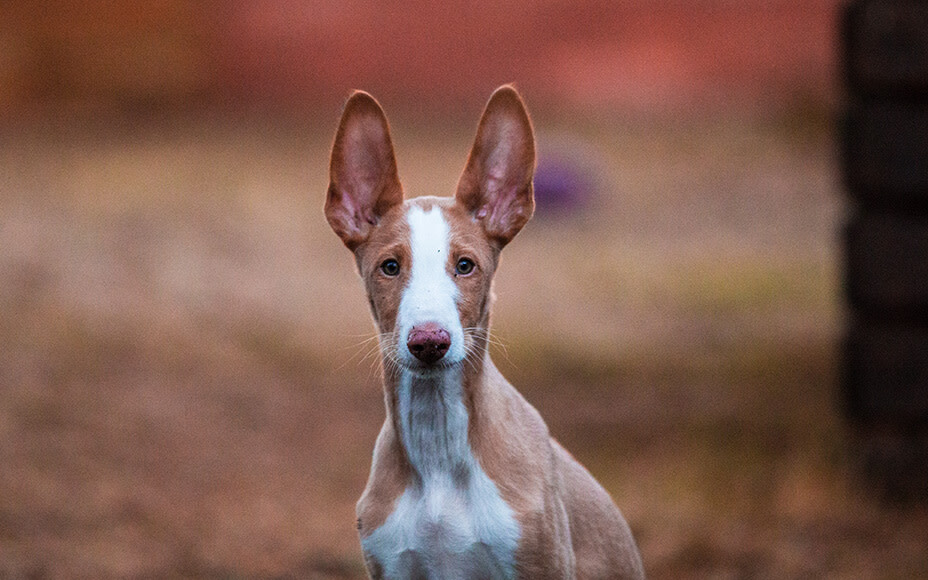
[{"left": 407, "top": 323, "right": 451, "bottom": 364}]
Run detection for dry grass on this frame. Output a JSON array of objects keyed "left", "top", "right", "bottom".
[{"left": 1, "top": 112, "right": 926, "bottom": 578}]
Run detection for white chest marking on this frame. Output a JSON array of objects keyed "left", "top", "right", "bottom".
[
  {"left": 396, "top": 206, "right": 466, "bottom": 366},
  {"left": 361, "top": 369, "right": 520, "bottom": 579}
]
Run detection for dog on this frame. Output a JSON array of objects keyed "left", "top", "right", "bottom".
[{"left": 325, "top": 85, "right": 644, "bottom": 579}]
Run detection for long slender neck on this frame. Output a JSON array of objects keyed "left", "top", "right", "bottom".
[{"left": 382, "top": 339, "right": 490, "bottom": 483}]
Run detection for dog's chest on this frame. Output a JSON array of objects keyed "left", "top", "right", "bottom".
[
  {"left": 362, "top": 474, "right": 519, "bottom": 579},
  {"left": 361, "top": 372, "right": 520, "bottom": 579}
]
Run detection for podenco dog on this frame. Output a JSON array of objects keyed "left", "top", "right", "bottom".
[{"left": 325, "top": 85, "right": 644, "bottom": 579}]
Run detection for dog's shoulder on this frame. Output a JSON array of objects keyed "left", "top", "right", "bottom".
[{"left": 551, "top": 439, "right": 645, "bottom": 579}]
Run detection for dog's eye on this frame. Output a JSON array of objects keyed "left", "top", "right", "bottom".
[
  {"left": 455, "top": 258, "right": 476, "bottom": 276},
  {"left": 380, "top": 259, "right": 400, "bottom": 277}
]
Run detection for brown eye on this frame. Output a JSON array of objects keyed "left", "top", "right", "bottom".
[
  {"left": 380, "top": 259, "right": 400, "bottom": 277},
  {"left": 455, "top": 258, "right": 475, "bottom": 276}
]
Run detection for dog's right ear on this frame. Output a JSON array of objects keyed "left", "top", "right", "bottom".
[
  {"left": 455, "top": 85, "right": 535, "bottom": 248},
  {"left": 326, "top": 91, "right": 403, "bottom": 250}
]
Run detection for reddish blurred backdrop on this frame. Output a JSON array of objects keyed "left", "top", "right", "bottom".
[{"left": 1, "top": 0, "right": 838, "bottom": 118}]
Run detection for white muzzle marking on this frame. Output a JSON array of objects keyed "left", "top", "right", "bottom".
[{"left": 397, "top": 206, "right": 464, "bottom": 368}]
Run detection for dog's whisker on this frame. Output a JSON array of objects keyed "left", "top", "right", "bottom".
[
  {"left": 468, "top": 327, "right": 513, "bottom": 364},
  {"left": 336, "top": 332, "right": 382, "bottom": 357},
  {"left": 335, "top": 337, "right": 381, "bottom": 372}
]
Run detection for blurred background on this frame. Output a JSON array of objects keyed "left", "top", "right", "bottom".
[{"left": 1, "top": 1, "right": 926, "bottom": 578}]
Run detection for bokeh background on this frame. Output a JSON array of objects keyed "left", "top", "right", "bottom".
[{"left": 2, "top": 1, "right": 927, "bottom": 578}]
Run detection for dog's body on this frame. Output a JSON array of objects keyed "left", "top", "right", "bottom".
[{"left": 325, "top": 86, "right": 644, "bottom": 579}]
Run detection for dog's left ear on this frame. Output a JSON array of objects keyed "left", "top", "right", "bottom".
[{"left": 456, "top": 85, "right": 535, "bottom": 247}]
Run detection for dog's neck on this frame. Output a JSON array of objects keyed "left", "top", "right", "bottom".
[{"left": 381, "top": 337, "right": 491, "bottom": 483}]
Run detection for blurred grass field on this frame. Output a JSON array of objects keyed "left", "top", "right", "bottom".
[{"left": 1, "top": 111, "right": 927, "bottom": 578}]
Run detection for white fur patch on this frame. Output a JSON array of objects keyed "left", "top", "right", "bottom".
[
  {"left": 361, "top": 369, "right": 520, "bottom": 579},
  {"left": 396, "top": 205, "right": 465, "bottom": 367}
]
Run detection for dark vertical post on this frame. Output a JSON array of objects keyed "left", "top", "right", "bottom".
[{"left": 841, "top": 0, "right": 928, "bottom": 499}]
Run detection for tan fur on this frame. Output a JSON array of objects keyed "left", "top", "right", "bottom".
[
  {"left": 355, "top": 413, "right": 410, "bottom": 535},
  {"left": 327, "top": 86, "right": 644, "bottom": 579}
]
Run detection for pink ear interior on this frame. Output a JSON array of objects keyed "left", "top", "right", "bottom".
[
  {"left": 456, "top": 86, "right": 536, "bottom": 247},
  {"left": 325, "top": 92, "right": 403, "bottom": 249}
]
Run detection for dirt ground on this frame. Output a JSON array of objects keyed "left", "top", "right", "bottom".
[{"left": 1, "top": 109, "right": 927, "bottom": 578}]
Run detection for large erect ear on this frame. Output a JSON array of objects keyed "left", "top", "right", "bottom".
[
  {"left": 326, "top": 91, "right": 404, "bottom": 250},
  {"left": 455, "top": 85, "right": 536, "bottom": 247}
]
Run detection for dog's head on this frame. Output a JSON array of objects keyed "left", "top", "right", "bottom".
[{"left": 325, "top": 86, "right": 535, "bottom": 374}]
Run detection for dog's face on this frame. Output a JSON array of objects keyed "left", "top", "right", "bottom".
[{"left": 325, "top": 86, "right": 535, "bottom": 373}]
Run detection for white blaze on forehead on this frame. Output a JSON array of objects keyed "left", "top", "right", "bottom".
[{"left": 398, "top": 205, "right": 465, "bottom": 364}]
